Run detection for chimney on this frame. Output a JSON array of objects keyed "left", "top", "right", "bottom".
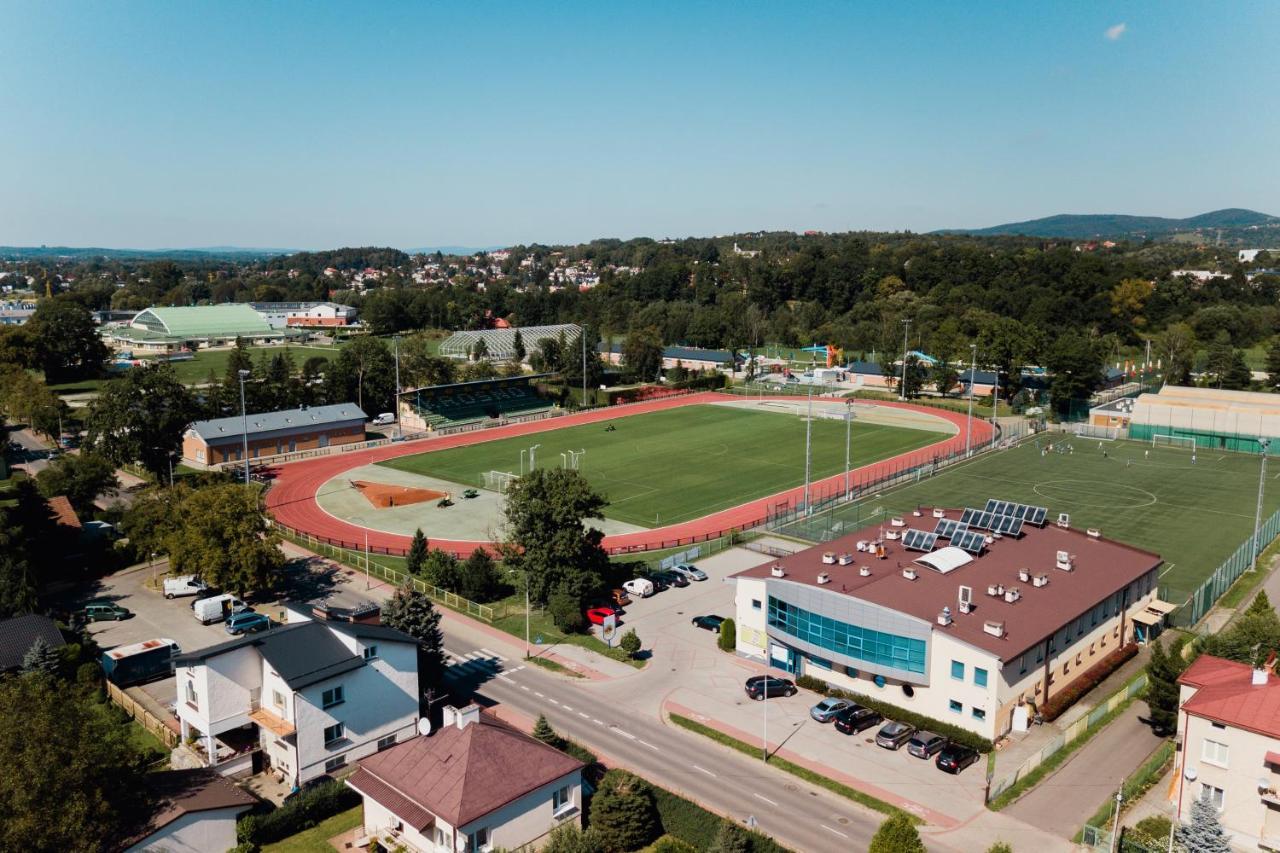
[
  {"left": 822, "top": 552, "right": 836, "bottom": 565},
  {"left": 838, "top": 553, "right": 854, "bottom": 566},
  {"left": 454, "top": 704, "right": 481, "bottom": 729},
  {"left": 937, "top": 607, "right": 953, "bottom": 627},
  {"left": 1033, "top": 573, "right": 1049, "bottom": 588},
  {"left": 1018, "top": 568, "right": 1031, "bottom": 583},
  {"left": 1004, "top": 588, "right": 1021, "bottom": 604},
  {"left": 1254, "top": 667, "right": 1269, "bottom": 686},
  {"left": 1087, "top": 528, "right": 1101, "bottom": 539}
]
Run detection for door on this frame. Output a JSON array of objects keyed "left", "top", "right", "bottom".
[{"left": 318, "top": 434, "right": 329, "bottom": 448}]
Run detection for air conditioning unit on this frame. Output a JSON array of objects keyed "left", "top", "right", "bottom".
[
  {"left": 959, "top": 585, "right": 973, "bottom": 609},
  {"left": 1033, "top": 574, "right": 1049, "bottom": 588},
  {"left": 987, "top": 583, "right": 1004, "bottom": 597},
  {"left": 1018, "top": 568, "right": 1031, "bottom": 583},
  {"left": 1056, "top": 550, "right": 1074, "bottom": 571},
  {"left": 838, "top": 553, "right": 854, "bottom": 566},
  {"left": 912, "top": 509, "right": 922, "bottom": 517},
  {"left": 902, "top": 567, "right": 918, "bottom": 581},
  {"left": 817, "top": 572, "right": 830, "bottom": 585},
  {"left": 859, "top": 566, "right": 871, "bottom": 577},
  {"left": 770, "top": 565, "right": 786, "bottom": 578},
  {"left": 890, "top": 517, "right": 906, "bottom": 527},
  {"left": 932, "top": 507, "right": 946, "bottom": 518},
  {"left": 959, "top": 601, "right": 973, "bottom": 614},
  {"left": 1004, "top": 587, "right": 1021, "bottom": 604},
  {"left": 885, "top": 529, "right": 900, "bottom": 540},
  {"left": 1087, "top": 528, "right": 1101, "bottom": 539},
  {"left": 937, "top": 607, "right": 953, "bottom": 626},
  {"left": 983, "top": 620, "right": 1006, "bottom": 638},
  {"left": 1057, "top": 513, "right": 1071, "bottom": 529},
  {"left": 822, "top": 552, "right": 837, "bottom": 565}
]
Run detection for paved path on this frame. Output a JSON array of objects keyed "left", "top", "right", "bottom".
[
  {"left": 1005, "top": 701, "right": 1164, "bottom": 839},
  {"left": 265, "top": 392, "right": 990, "bottom": 556}
]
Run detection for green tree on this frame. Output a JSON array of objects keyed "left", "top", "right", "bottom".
[
  {"left": 512, "top": 328, "right": 527, "bottom": 363},
  {"left": 381, "top": 580, "right": 447, "bottom": 686},
  {"left": 84, "top": 362, "right": 195, "bottom": 481},
  {"left": 1201, "top": 591, "right": 1280, "bottom": 664},
  {"left": 1175, "top": 796, "right": 1231, "bottom": 853},
  {"left": 37, "top": 452, "right": 119, "bottom": 516},
  {"left": 621, "top": 327, "right": 663, "bottom": 383},
  {"left": 901, "top": 354, "right": 928, "bottom": 399},
  {"left": 1267, "top": 338, "right": 1280, "bottom": 391},
  {"left": 542, "top": 823, "right": 599, "bottom": 853},
  {"left": 707, "top": 821, "right": 752, "bottom": 853},
  {"left": 121, "top": 483, "right": 191, "bottom": 561},
  {"left": 224, "top": 337, "right": 254, "bottom": 389},
  {"left": 471, "top": 337, "right": 490, "bottom": 361},
  {"left": 1204, "top": 330, "right": 1252, "bottom": 390},
  {"left": 619, "top": 628, "right": 641, "bottom": 657},
  {"left": 0, "top": 548, "right": 36, "bottom": 619},
  {"left": 978, "top": 316, "right": 1037, "bottom": 399},
  {"left": 1045, "top": 333, "right": 1105, "bottom": 417},
  {"left": 548, "top": 589, "right": 587, "bottom": 633},
  {"left": 502, "top": 469, "right": 610, "bottom": 608},
  {"left": 986, "top": 844, "right": 1013, "bottom": 853},
  {"left": 459, "top": 548, "right": 503, "bottom": 602},
  {"left": 0, "top": 674, "right": 150, "bottom": 851},
  {"left": 589, "top": 769, "right": 659, "bottom": 853},
  {"left": 21, "top": 636, "right": 63, "bottom": 678},
  {"left": 869, "top": 812, "right": 925, "bottom": 853},
  {"left": 165, "top": 483, "right": 284, "bottom": 596},
  {"left": 420, "top": 548, "right": 462, "bottom": 591},
  {"left": 326, "top": 335, "right": 395, "bottom": 413},
  {"left": 932, "top": 359, "right": 960, "bottom": 397},
  {"left": 1157, "top": 323, "right": 1197, "bottom": 386},
  {"left": 532, "top": 713, "right": 559, "bottom": 747},
  {"left": 1145, "top": 636, "right": 1190, "bottom": 735},
  {"left": 401, "top": 332, "right": 456, "bottom": 389},
  {"left": 25, "top": 296, "right": 109, "bottom": 382},
  {"left": 717, "top": 617, "right": 736, "bottom": 652},
  {"left": 407, "top": 528, "right": 429, "bottom": 576}
]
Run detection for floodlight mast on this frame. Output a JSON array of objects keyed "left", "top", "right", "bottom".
[{"left": 1251, "top": 437, "right": 1271, "bottom": 572}]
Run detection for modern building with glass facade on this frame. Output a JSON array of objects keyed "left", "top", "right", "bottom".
[{"left": 731, "top": 504, "right": 1169, "bottom": 739}]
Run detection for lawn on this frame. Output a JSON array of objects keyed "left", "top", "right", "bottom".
[
  {"left": 144, "top": 344, "right": 343, "bottom": 385},
  {"left": 378, "top": 404, "right": 944, "bottom": 528},
  {"left": 261, "top": 805, "right": 362, "bottom": 852},
  {"left": 798, "top": 437, "right": 1280, "bottom": 604}
]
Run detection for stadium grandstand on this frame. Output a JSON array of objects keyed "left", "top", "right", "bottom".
[
  {"left": 1128, "top": 385, "right": 1280, "bottom": 454},
  {"left": 398, "top": 374, "right": 557, "bottom": 431},
  {"left": 438, "top": 324, "right": 581, "bottom": 362}
]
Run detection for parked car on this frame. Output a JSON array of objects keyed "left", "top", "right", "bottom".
[
  {"left": 192, "top": 594, "right": 249, "bottom": 625},
  {"left": 672, "top": 563, "right": 708, "bottom": 582},
  {"left": 907, "top": 731, "right": 948, "bottom": 759},
  {"left": 623, "top": 578, "right": 655, "bottom": 598},
  {"left": 371, "top": 412, "right": 396, "bottom": 426},
  {"left": 610, "top": 588, "right": 632, "bottom": 607},
  {"left": 833, "top": 705, "right": 883, "bottom": 735},
  {"left": 935, "top": 742, "right": 981, "bottom": 774},
  {"left": 226, "top": 612, "right": 272, "bottom": 635},
  {"left": 875, "top": 721, "right": 917, "bottom": 750},
  {"left": 691, "top": 615, "right": 725, "bottom": 633},
  {"left": 652, "top": 570, "right": 688, "bottom": 588},
  {"left": 163, "top": 575, "right": 209, "bottom": 599},
  {"left": 809, "top": 698, "right": 851, "bottom": 723},
  {"left": 81, "top": 600, "right": 132, "bottom": 622},
  {"left": 744, "top": 675, "right": 796, "bottom": 700},
  {"left": 585, "top": 607, "right": 616, "bottom": 626}
]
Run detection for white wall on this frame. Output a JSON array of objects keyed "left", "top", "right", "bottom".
[
  {"left": 124, "top": 807, "right": 246, "bottom": 853},
  {"left": 460, "top": 771, "right": 583, "bottom": 852},
  {"left": 362, "top": 795, "right": 438, "bottom": 852},
  {"left": 177, "top": 645, "right": 260, "bottom": 735}
]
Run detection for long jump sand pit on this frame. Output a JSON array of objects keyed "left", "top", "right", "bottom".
[{"left": 352, "top": 480, "right": 448, "bottom": 509}]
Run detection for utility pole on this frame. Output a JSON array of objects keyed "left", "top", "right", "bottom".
[
  {"left": 581, "top": 325, "right": 588, "bottom": 408},
  {"left": 238, "top": 369, "right": 251, "bottom": 486},
  {"left": 966, "top": 344, "right": 977, "bottom": 457},
  {"left": 530, "top": 443, "right": 540, "bottom": 472},
  {"left": 991, "top": 370, "right": 1000, "bottom": 451},
  {"left": 899, "top": 319, "right": 911, "bottom": 401},
  {"left": 1251, "top": 437, "right": 1271, "bottom": 571},
  {"left": 803, "top": 386, "right": 813, "bottom": 514},
  {"left": 1108, "top": 786, "right": 1123, "bottom": 853},
  {"left": 393, "top": 335, "right": 401, "bottom": 439},
  {"left": 844, "top": 402, "right": 852, "bottom": 499}
]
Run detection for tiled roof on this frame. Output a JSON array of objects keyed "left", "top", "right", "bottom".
[
  {"left": 1179, "top": 654, "right": 1280, "bottom": 738},
  {"left": 125, "top": 769, "right": 257, "bottom": 846},
  {"left": 0, "top": 614, "right": 65, "bottom": 672},
  {"left": 47, "top": 495, "right": 81, "bottom": 529},
  {"left": 353, "top": 714, "right": 583, "bottom": 828},
  {"left": 189, "top": 404, "right": 367, "bottom": 443},
  {"left": 732, "top": 507, "right": 1162, "bottom": 662}
]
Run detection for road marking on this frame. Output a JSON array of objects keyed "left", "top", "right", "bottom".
[
  {"left": 752, "top": 793, "right": 778, "bottom": 807},
  {"left": 578, "top": 712, "right": 590, "bottom": 719},
  {"left": 821, "top": 825, "right": 849, "bottom": 839},
  {"left": 547, "top": 698, "right": 560, "bottom": 706},
  {"left": 561, "top": 704, "right": 573, "bottom": 711},
  {"left": 520, "top": 685, "right": 530, "bottom": 691},
  {"left": 615, "top": 729, "right": 636, "bottom": 740},
  {"left": 479, "top": 647, "right": 506, "bottom": 661},
  {"left": 692, "top": 765, "right": 716, "bottom": 777},
  {"left": 496, "top": 674, "right": 513, "bottom": 683},
  {"left": 593, "top": 718, "right": 605, "bottom": 725},
  {"left": 638, "top": 740, "right": 659, "bottom": 751},
  {"left": 534, "top": 691, "right": 544, "bottom": 698}
]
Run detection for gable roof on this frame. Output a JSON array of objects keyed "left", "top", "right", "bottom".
[
  {"left": 125, "top": 769, "right": 257, "bottom": 847},
  {"left": 1178, "top": 654, "right": 1280, "bottom": 738},
  {"left": 188, "top": 403, "right": 367, "bottom": 443},
  {"left": 349, "top": 714, "right": 583, "bottom": 828},
  {"left": 0, "top": 614, "right": 65, "bottom": 672},
  {"left": 47, "top": 495, "right": 81, "bottom": 530}
]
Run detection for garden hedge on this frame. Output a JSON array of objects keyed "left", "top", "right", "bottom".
[{"left": 236, "top": 779, "right": 360, "bottom": 845}]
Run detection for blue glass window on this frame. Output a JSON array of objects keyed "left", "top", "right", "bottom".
[
  {"left": 974, "top": 667, "right": 988, "bottom": 688},
  {"left": 949, "top": 699, "right": 962, "bottom": 714},
  {"left": 951, "top": 660, "right": 964, "bottom": 680},
  {"left": 766, "top": 597, "right": 926, "bottom": 675},
  {"left": 972, "top": 708, "right": 986, "bottom": 721}
]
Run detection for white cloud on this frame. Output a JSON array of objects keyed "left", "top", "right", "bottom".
[{"left": 1105, "top": 22, "right": 1127, "bottom": 41}]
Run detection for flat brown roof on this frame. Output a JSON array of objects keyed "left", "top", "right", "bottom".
[{"left": 734, "top": 508, "right": 1161, "bottom": 662}]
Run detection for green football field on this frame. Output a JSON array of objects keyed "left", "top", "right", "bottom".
[
  {"left": 787, "top": 437, "right": 1280, "bottom": 604},
  {"left": 377, "top": 404, "right": 945, "bottom": 528}
]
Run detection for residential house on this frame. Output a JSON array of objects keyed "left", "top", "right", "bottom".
[
  {"left": 347, "top": 705, "right": 584, "bottom": 853},
  {"left": 173, "top": 611, "right": 419, "bottom": 787},
  {"left": 0, "top": 613, "right": 65, "bottom": 673},
  {"left": 123, "top": 768, "right": 257, "bottom": 853}
]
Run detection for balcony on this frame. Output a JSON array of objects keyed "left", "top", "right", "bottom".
[{"left": 249, "top": 704, "right": 296, "bottom": 737}]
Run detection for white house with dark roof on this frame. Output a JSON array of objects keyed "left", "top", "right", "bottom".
[
  {"left": 346, "top": 705, "right": 584, "bottom": 853},
  {"left": 181, "top": 403, "right": 367, "bottom": 466},
  {"left": 172, "top": 609, "right": 419, "bottom": 787},
  {"left": 123, "top": 768, "right": 257, "bottom": 853}
]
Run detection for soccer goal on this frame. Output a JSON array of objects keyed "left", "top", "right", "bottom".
[
  {"left": 1069, "top": 423, "right": 1121, "bottom": 441},
  {"left": 1152, "top": 434, "right": 1197, "bottom": 451},
  {"left": 482, "top": 470, "right": 520, "bottom": 493}
]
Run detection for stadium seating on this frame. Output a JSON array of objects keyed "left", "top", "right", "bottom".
[{"left": 409, "top": 384, "right": 553, "bottom": 428}]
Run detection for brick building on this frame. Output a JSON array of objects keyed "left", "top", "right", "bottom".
[{"left": 182, "top": 403, "right": 367, "bottom": 466}]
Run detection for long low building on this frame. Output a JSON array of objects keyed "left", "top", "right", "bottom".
[
  {"left": 730, "top": 500, "right": 1170, "bottom": 739},
  {"left": 183, "top": 403, "right": 367, "bottom": 466},
  {"left": 104, "top": 304, "right": 305, "bottom": 353},
  {"left": 1130, "top": 384, "right": 1280, "bottom": 453}
]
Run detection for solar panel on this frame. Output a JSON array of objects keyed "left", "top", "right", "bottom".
[
  {"left": 1027, "top": 506, "right": 1048, "bottom": 526},
  {"left": 974, "top": 511, "right": 999, "bottom": 531},
  {"left": 960, "top": 508, "right": 982, "bottom": 526},
  {"left": 994, "top": 515, "right": 1024, "bottom": 536},
  {"left": 951, "top": 530, "right": 986, "bottom": 554},
  {"left": 934, "top": 518, "right": 969, "bottom": 537},
  {"left": 902, "top": 529, "right": 938, "bottom": 552},
  {"left": 984, "top": 498, "right": 1050, "bottom": 527}
]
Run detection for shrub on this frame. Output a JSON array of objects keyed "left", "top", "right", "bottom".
[
  {"left": 717, "top": 618, "right": 736, "bottom": 652},
  {"left": 869, "top": 812, "right": 926, "bottom": 853},
  {"left": 619, "top": 629, "right": 642, "bottom": 657},
  {"left": 650, "top": 837, "right": 698, "bottom": 853},
  {"left": 794, "top": 674, "right": 993, "bottom": 752},
  {"left": 1123, "top": 815, "right": 1173, "bottom": 852},
  {"left": 589, "top": 769, "right": 659, "bottom": 852},
  {"left": 708, "top": 821, "right": 752, "bottom": 853},
  {"left": 549, "top": 591, "right": 587, "bottom": 633},
  {"left": 987, "top": 843, "right": 1014, "bottom": 853},
  {"left": 651, "top": 787, "right": 720, "bottom": 850},
  {"left": 1040, "top": 643, "right": 1139, "bottom": 721},
  {"left": 236, "top": 779, "right": 360, "bottom": 844}
]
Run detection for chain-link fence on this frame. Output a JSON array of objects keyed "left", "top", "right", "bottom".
[{"left": 1169, "top": 505, "right": 1280, "bottom": 627}]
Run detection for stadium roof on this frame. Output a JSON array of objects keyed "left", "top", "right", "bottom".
[
  {"left": 188, "top": 403, "right": 367, "bottom": 443},
  {"left": 131, "top": 304, "right": 275, "bottom": 337},
  {"left": 439, "top": 324, "right": 581, "bottom": 361}
]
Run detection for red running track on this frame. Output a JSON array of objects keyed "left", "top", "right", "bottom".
[{"left": 264, "top": 392, "right": 994, "bottom": 557}]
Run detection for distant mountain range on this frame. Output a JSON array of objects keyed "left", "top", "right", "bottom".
[
  {"left": 404, "top": 246, "right": 505, "bottom": 255},
  {"left": 0, "top": 245, "right": 295, "bottom": 261},
  {"left": 938, "top": 208, "right": 1280, "bottom": 242}
]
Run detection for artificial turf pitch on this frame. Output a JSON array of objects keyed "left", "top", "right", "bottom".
[
  {"left": 376, "top": 404, "right": 944, "bottom": 528},
  {"left": 803, "top": 437, "right": 1280, "bottom": 604}
]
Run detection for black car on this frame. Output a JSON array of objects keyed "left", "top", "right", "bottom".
[
  {"left": 651, "top": 570, "right": 686, "bottom": 588},
  {"left": 833, "top": 705, "right": 883, "bottom": 735},
  {"left": 744, "top": 675, "right": 796, "bottom": 700},
  {"left": 691, "top": 615, "right": 725, "bottom": 632},
  {"left": 935, "top": 742, "right": 981, "bottom": 774},
  {"left": 643, "top": 573, "right": 670, "bottom": 593}
]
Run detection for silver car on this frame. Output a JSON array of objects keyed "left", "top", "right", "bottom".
[
  {"left": 673, "top": 563, "right": 708, "bottom": 582},
  {"left": 810, "top": 698, "right": 852, "bottom": 723}
]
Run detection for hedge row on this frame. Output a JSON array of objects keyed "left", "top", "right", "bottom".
[
  {"left": 651, "top": 785, "right": 784, "bottom": 853},
  {"left": 794, "top": 675, "right": 994, "bottom": 753},
  {"left": 236, "top": 779, "right": 360, "bottom": 845},
  {"left": 1039, "top": 643, "right": 1138, "bottom": 722}
]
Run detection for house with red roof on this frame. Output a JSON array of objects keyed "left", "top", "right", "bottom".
[
  {"left": 1175, "top": 653, "right": 1280, "bottom": 848},
  {"left": 346, "top": 705, "right": 584, "bottom": 853}
]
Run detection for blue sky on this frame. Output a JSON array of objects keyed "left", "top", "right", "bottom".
[{"left": 1, "top": 1, "right": 1276, "bottom": 249}]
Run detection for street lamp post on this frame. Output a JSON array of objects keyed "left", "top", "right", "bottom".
[
  {"left": 966, "top": 344, "right": 977, "bottom": 457},
  {"left": 899, "top": 319, "right": 911, "bottom": 401},
  {"left": 844, "top": 402, "right": 853, "bottom": 500},
  {"left": 393, "top": 335, "right": 401, "bottom": 439},
  {"left": 803, "top": 387, "right": 813, "bottom": 514},
  {"left": 1251, "top": 437, "right": 1272, "bottom": 571},
  {"left": 519, "top": 448, "right": 527, "bottom": 476},
  {"left": 530, "top": 443, "right": 541, "bottom": 471},
  {"left": 238, "top": 369, "right": 251, "bottom": 485}
]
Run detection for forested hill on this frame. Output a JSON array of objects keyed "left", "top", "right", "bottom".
[{"left": 939, "top": 208, "right": 1279, "bottom": 242}]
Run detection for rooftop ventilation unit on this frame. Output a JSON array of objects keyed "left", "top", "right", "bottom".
[
  {"left": 959, "top": 585, "right": 973, "bottom": 614},
  {"left": 902, "top": 567, "right": 918, "bottom": 581},
  {"left": 771, "top": 565, "right": 786, "bottom": 578},
  {"left": 1004, "top": 587, "right": 1021, "bottom": 603},
  {"left": 987, "top": 583, "right": 1005, "bottom": 597},
  {"left": 932, "top": 507, "right": 946, "bottom": 518},
  {"left": 1055, "top": 551, "right": 1075, "bottom": 572},
  {"left": 1087, "top": 528, "right": 1101, "bottom": 539},
  {"left": 885, "top": 529, "right": 900, "bottom": 540},
  {"left": 983, "top": 620, "right": 1005, "bottom": 638},
  {"left": 890, "top": 517, "right": 906, "bottom": 528},
  {"left": 1033, "top": 573, "right": 1049, "bottom": 588},
  {"left": 822, "top": 552, "right": 837, "bottom": 565},
  {"left": 838, "top": 553, "right": 854, "bottom": 566},
  {"left": 937, "top": 607, "right": 953, "bottom": 626},
  {"left": 1057, "top": 513, "right": 1071, "bottom": 529},
  {"left": 817, "top": 572, "right": 830, "bottom": 585},
  {"left": 859, "top": 566, "right": 871, "bottom": 577},
  {"left": 1017, "top": 568, "right": 1031, "bottom": 583}
]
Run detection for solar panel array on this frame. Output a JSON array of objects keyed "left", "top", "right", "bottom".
[
  {"left": 984, "top": 499, "right": 1048, "bottom": 526},
  {"left": 951, "top": 530, "right": 986, "bottom": 554},
  {"left": 934, "top": 518, "right": 969, "bottom": 537},
  {"left": 959, "top": 508, "right": 997, "bottom": 530},
  {"left": 991, "top": 515, "right": 1024, "bottom": 536},
  {"left": 902, "top": 529, "right": 939, "bottom": 552}
]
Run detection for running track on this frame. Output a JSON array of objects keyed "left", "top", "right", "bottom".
[{"left": 264, "top": 392, "right": 994, "bottom": 556}]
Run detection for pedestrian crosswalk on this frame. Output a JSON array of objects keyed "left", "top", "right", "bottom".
[{"left": 444, "top": 647, "right": 525, "bottom": 682}]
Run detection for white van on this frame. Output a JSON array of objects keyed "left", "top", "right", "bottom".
[
  {"left": 163, "top": 575, "right": 208, "bottom": 599},
  {"left": 623, "top": 578, "right": 655, "bottom": 598},
  {"left": 192, "top": 594, "right": 249, "bottom": 625},
  {"left": 371, "top": 412, "right": 396, "bottom": 426}
]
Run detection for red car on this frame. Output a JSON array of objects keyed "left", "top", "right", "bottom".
[{"left": 585, "top": 607, "right": 615, "bottom": 626}]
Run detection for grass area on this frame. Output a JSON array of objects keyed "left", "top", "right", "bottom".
[
  {"left": 379, "top": 403, "right": 943, "bottom": 528},
  {"left": 1217, "top": 533, "right": 1280, "bottom": 610},
  {"left": 817, "top": 437, "right": 1280, "bottom": 604},
  {"left": 668, "top": 712, "right": 919, "bottom": 823},
  {"left": 525, "top": 655, "right": 584, "bottom": 677},
  {"left": 143, "top": 344, "right": 343, "bottom": 385},
  {"left": 260, "top": 805, "right": 362, "bottom": 853},
  {"left": 491, "top": 594, "right": 644, "bottom": 668}
]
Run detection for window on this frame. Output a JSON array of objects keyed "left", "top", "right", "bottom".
[
  {"left": 949, "top": 699, "right": 962, "bottom": 714},
  {"left": 951, "top": 660, "right": 965, "bottom": 680},
  {"left": 324, "top": 755, "right": 346, "bottom": 773},
  {"left": 272, "top": 690, "right": 286, "bottom": 710},
  {"left": 1202, "top": 739, "right": 1230, "bottom": 767},
  {"left": 1036, "top": 645, "right": 1044, "bottom": 664},
  {"left": 1199, "top": 783, "right": 1225, "bottom": 810},
  {"left": 322, "top": 686, "right": 345, "bottom": 709},
  {"left": 974, "top": 667, "right": 988, "bottom": 688},
  {"left": 807, "top": 655, "right": 832, "bottom": 670},
  {"left": 766, "top": 597, "right": 926, "bottom": 674},
  {"left": 468, "top": 827, "right": 490, "bottom": 852},
  {"left": 363, "top": 645, "right": 378, "bottom": 661},
  {"left": 185, "top": 681, "right": 199, "bottom": 708},
  {"left": 377, "top": 734, "right": 397, "bottom": 751},
  {"left": 1211, "top": 721, "right": 1226, "bottom": 730},
  {"left": 972, "top": 708, "right": 986, "bottom": 721},
  {"left": 323, "top": 722, "right": 345, "bottom": 745},
  {"left": 752, "top": 599, "right": 762, "bottom": 610},
  {"left": 552, "top": 785, "right": 575, "bottom": 816},
  {"left": 1019, "top": 654, "right": 1027, "bottom": 675}
]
